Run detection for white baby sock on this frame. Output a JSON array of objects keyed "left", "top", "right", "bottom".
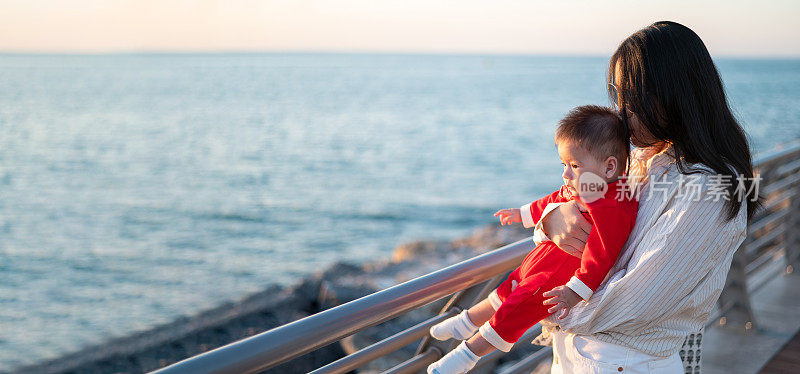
[
  {"left": 427, "top": 341, "right": 481, "bottom": 374},
  {"left": 430, "top": 310, "right": 479, "bottom": 341}
]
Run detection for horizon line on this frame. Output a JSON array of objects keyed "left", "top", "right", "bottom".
[{"left": 0, "top": 49, "right": 798, "bottom": 60}]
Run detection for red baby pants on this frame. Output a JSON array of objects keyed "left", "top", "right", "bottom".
[{"left": 483, "top": 241, "right": 582, "bottom": 350}]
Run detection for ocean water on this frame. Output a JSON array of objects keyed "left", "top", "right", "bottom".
[{"left": 0, "top": 53, "right": 798, "bottom": 369}]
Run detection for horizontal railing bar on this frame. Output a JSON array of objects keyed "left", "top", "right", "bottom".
[
  {"left": 761, "top": 172, "right": 800, "bottom": 196},
  {"left": 746, "top": 244, "right": 784, "bottom": 275},
  {"left": 474, "top": 346, "right": 506, "bottom": 369},
  {"left": 153, "top": 238, "right": 533, "bottom": 374},
  {"left": 748, "top": 209, "right": 790, "bottom": 234},
  {"left": 749, "top": 270, "right": 781, "bottom": 295},
  {"left": 747, "top": 247, "right": 787, "bottom": 293},
  {"left": 414, "top": 274, "right": 508, "bottom": 357},
  {"left": 775, "top": 158, "right": 800, "bottom": 176},
  {"left": 310, "top": 309, "right": 458, "bottom": 374},
  {"left": 500, "top": 346, "right": 554, "bottom": 374},
  {"left": 758, "top": 189, "right": 793, "bottom": 216},
  {"left": 382, "top": 348, "right": 440, "bottom": 374},
  {"left": 746, "top": 222, "right": 785, "bottom": 256},
  {"left": 752, "top": 139, "right": 800, "bottom": 167}
]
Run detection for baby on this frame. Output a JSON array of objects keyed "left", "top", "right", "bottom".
[{"left": 427, "top": 105, "right": 638, "bottom": 374}]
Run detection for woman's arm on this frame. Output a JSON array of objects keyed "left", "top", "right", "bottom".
[
  {"left": 554, "top": 174, "right": 748, "bottom": 336},
  {"left": 537, "top": 200, "right": 592, "bottom": 258},
  {"left": 539, "top": 146, "right": 646, "bottom": 257}
]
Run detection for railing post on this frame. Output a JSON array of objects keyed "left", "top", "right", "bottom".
[
  {"left": 716, "top": 240, "right": 757, "bottom": 330},
  {"left": 786, "top": 184, "right": 800, "bottom": 272}
]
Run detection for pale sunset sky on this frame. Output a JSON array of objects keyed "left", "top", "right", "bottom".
[{"left": 0, "top": 0, "right": 798, "bottom": 57}]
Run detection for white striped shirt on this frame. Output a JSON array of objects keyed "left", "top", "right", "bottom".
[{"left": 536, "top": 145, "right": 749, "bottom": 358}]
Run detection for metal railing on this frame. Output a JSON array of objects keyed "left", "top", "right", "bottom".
[
  {"left": 713, "top": 139, "right": 800, "bottom": 330},
  {"left": 154, "top": 139, "right": 800, "bottom": 374},
  {"left": 153, "top": 238, "right": 535, "bottom": 374}
]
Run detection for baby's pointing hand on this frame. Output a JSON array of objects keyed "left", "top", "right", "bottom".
[{"left": 494, "top": 209, "right": 522, "bottom": 226}]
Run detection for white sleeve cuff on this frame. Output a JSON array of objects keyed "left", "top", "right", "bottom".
[
  {"left": 520, "top": 203, "right": 535, "bottom": 228},
  {"left": 479, "top": 322, "right": 514, "bottom": 352},
  {"left": 532, "top": 227, "right": 550, "bottom": 245},
  {"left": 532, "top": 202, "right": 565, "bottom": 244},
  {"left": 565, "top": 276, "right": 594, "bottom": 301},
  {"left": 488, "top": 290, "right": 503, "bottom": 311}
]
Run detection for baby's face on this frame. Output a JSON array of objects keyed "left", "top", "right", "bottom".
[{"left": 557, "top": 140, "right": 612, "bottom": 200}]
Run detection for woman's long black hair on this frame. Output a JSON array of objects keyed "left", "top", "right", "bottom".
[{"left": 610, "top": 21, "right": 760, "bottom": 222}]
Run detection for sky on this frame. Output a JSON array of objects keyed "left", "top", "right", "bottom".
[{"left": 0, "top": 0, "right": 798, "bottom": 57}]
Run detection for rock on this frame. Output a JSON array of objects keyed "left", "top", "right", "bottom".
[
  {"left": 391, "top": 240, "right": 450, "bottom": 262},
  {"left": 451, "top": 225, "right": 530, "bottom": 252},
  {"left": 15, "top": 223, "right": 529, "bottom": 374}
]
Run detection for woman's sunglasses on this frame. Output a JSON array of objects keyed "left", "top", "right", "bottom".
[
  {"left": 607, "top": 79, "right": 631, "bottom": 135},
  {"left": 608, "top": 81, "right": 620, "bottom": 109}
]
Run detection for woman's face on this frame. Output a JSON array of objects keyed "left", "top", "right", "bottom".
[{"left": 613, "top": 62, "right": 662, "bottom": 148}]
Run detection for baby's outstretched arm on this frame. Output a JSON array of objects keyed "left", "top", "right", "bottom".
[{"left": 494, "top": 209, "right": 522, "bottom": 226}]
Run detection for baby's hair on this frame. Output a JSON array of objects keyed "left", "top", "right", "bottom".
[{"left": 555, "top": 105, "right": 630, "bottom": 168}]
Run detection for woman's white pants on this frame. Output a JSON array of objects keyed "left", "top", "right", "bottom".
[{"left": 550, "top": 329, "right": 683, "bottom": 373}]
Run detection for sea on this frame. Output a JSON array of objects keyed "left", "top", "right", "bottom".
[{"left": 0, "top": 53, "right": 798, "bottom": 370}]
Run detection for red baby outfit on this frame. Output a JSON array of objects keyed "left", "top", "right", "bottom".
[{"left": 480, "top": 179, "right": 638, "bottom": 352}]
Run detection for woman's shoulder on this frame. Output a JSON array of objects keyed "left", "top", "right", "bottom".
[
  {"left": 660, "top": 157, "right": 724, "bottom": 182},
  {"left": 661, "top": 161, "right": 748, "bottom": 228},
  {"left": 667, "top": 160, "right": 740, "bottom": 188}
]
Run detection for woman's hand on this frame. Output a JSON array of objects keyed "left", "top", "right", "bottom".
[
  {"left": 494, "top": 209, "right": 521, "bottom": 226},
  {"left": 541, "top": 200, "right": 591, "bottom": 258}
]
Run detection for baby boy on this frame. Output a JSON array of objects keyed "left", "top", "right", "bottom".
[{"left": 427, "top": 105, "right": 638, "bottom": 374}]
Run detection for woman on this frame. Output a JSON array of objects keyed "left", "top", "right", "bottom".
[{"left": 533, "top": 21, "right": 759, "bottom": 373}]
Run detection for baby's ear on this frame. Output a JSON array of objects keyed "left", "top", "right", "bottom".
[{"left": 605, "top": 156, "right": 618, "bottom": 179}]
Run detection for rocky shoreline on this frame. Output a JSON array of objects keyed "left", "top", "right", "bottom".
[{"left": 15, "top": 224, "right": 536, "bottom": 374}]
